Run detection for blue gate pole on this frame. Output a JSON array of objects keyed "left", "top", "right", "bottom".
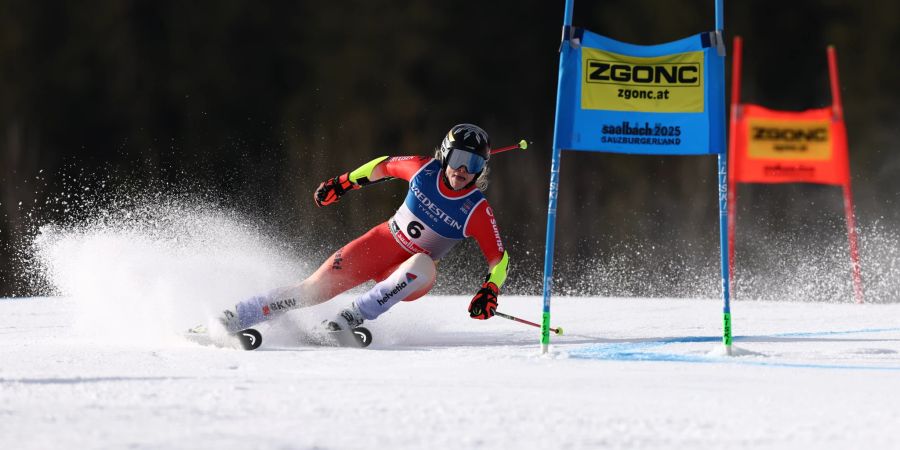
[
  {"left": 714, "top": 0, "right": 733, "bottom": 354},
  {"left": 718, "top": 155, "right": 732, "bottom": 353},
  {"left": 541, "top": 0, "right": 575, "bottom": 354}
]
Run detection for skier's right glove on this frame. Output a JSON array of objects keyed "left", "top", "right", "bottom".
[
  {"left": 314, "top": 173, "right": 359, "bottom": 207},
  {"left": 468, "top": 282, "right": 499, "bottom": 320}
]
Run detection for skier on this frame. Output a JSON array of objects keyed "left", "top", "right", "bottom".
[{"left": 217, "top": 123, "right": 509, "bottom": 342}]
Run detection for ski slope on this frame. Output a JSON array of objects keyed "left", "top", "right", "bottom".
[
  {"left": 2, "top": 295, "right": 899, "bottom": 450},
  {"left": 9, "top": 202, "right": 900, "bottom": 448}
]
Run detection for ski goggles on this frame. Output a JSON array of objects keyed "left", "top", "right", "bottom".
[{"left": 446, "top": 148, "right": 487, "bottom": 174}]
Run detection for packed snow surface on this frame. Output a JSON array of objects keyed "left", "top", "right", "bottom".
[
  {"left": 8, "top": 199, "right": 900, "bottom": 448},
  {"left": 2, "top": 295, "right": 899, "bottom": 450}
]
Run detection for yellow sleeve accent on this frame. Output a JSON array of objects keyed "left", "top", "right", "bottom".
[
  {"left": 487, "top": 251, "right": 510, "bottom": 289},
  {"left": 348, "top": 156, "right": 390, "bottom": 184}
]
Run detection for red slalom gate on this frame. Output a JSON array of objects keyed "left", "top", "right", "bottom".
[{"left": 728, "top": 36, "right": 863, "bottom": 303}]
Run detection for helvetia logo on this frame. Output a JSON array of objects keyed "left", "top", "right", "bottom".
[
  {"left": 406, "top": 272, "right": 418, "bottom": 283},
  {"left": 377, "top": 281, "right": 408, "bottom": 305}
]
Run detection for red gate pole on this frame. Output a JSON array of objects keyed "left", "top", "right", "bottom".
[
  {"left": 727, "top": 36, "right": 744, "bottom": 285},
  {"left": 828, "top": 45, "right": 864, "bottom": 304}
]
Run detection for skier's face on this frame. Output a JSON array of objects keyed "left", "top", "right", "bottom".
[{"left": 445, "top": 165, "right": 475, "bottom": 190}]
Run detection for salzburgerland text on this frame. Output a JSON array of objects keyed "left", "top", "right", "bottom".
[{"left": 601, "top": 121, "right": 682, "bottom": 146}]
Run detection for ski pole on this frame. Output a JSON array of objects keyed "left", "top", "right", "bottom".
[
  {"left": 495, "top": 310, "right": 563, "bottom": 335},
  {"left": 490, "top": 139, "right": 528, "bottom": 155}
]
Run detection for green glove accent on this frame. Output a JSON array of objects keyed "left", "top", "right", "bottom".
[
  {"left": 486, "top": 251, "right": 509, "bottom": 289},
  {"left": 349, "top": 156, "right": 390, "bottom": 186}
]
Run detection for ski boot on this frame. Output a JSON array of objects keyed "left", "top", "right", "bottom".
[
  {"left": 319, "top": 302, "right": 372, "bottom": 348},
  {"left": 213, "top": 306, "right": 263, "bottom": 350}
]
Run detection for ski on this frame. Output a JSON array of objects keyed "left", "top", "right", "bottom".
[
  {"left": 351, "top": 326, "right": 372, "bottom": 348},
  {"left": 308, "top": 326, "right": 372, "bottom": 348},
  {"left": 184, "top": 325, "right": 263, "bottom": 351},
  {"left": 235, "top": 328, "right": 263, "bottom": 350},
  {"left": 185, "top": 324, "right": 369, "bottom": 349}
]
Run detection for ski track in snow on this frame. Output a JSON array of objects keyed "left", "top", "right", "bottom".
[{"left": 2, "top": 295, "right": 899, "bottom": 450}]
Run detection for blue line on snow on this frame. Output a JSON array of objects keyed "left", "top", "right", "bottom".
[
  {"left": 570, "top": 327, "right": 900, "bottom": 371},
  {"left": 772, "top": 327, "right": 900, "bottom": 338}
]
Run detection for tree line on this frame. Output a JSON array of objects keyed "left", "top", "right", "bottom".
[{"left": 2, "top": 0, "right": 898, "bottom": 298}]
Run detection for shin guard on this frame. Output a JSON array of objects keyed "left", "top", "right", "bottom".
[{"left": 355, "top": 253, "right": 436, "bottom": 320}]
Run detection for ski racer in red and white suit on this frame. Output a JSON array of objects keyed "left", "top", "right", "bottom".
[{"left": 219, "top": 124, "right": 509, "bottom": 334}]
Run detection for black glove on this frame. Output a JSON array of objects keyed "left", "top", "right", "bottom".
[
  {"left": 468, "top": 282, "right": 499, "bottom": 320},
  {"left": 313, "top": 173, "right": 358, "bottom": 207}
]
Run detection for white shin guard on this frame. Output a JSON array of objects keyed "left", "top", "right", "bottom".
[{"left": 354, "top": 253, "right": 436, "bottom": 321}]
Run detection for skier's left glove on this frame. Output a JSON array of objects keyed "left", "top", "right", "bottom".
[
  {"left": 313, "top": 173, "right": 359, "bottom": 207},
  {"left": 468, "top": 282, "right": 498, "bottom": 320}
]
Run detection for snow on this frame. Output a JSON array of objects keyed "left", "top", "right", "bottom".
[
  {"left": 7, "top": 200, "right": 900, "bottom": 448},
  {"left": 2, "top": 295, "right": 900, "bottom": 449}
]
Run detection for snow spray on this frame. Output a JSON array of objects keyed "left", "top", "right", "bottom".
[
  {"left": 557, "top": 222, "right": 900, "bottom": 303},
  {"left": 23, "top": 185, "right": 309, "bottom": 345}
]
